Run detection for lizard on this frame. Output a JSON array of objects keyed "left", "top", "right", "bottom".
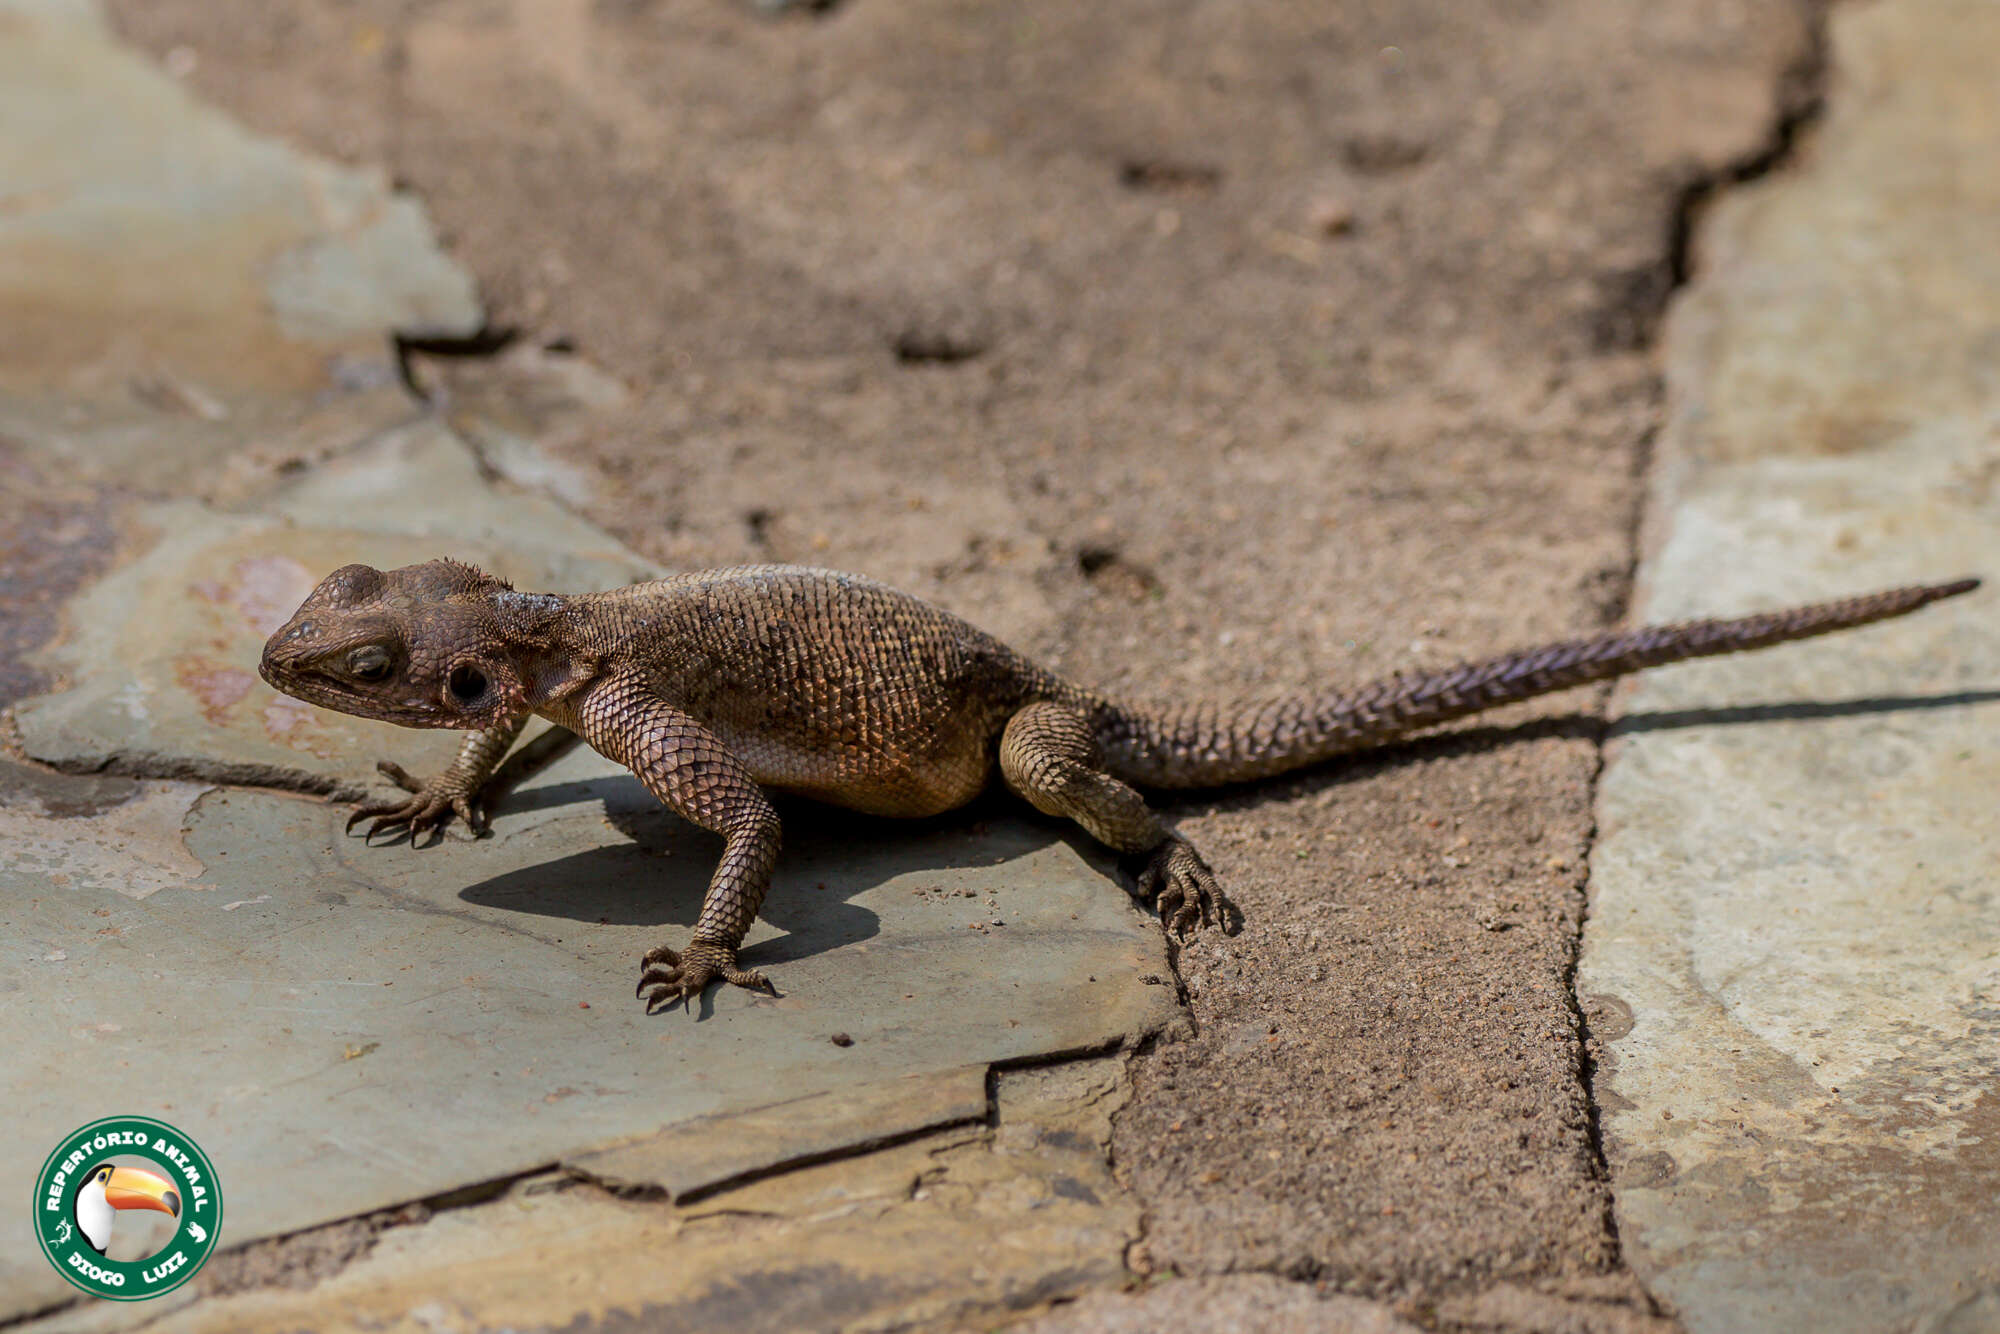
[{"left": 257, "top": 561, "right": 1978, "bottom": 1011}]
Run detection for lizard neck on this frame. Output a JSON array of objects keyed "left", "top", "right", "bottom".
[{"left": 494, "top": 590, "right": 601, "bottom": 711}]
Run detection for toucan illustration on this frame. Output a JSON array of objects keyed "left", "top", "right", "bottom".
[{"left": 73, "top": 1164, "right": 179, "bottom": 1255}]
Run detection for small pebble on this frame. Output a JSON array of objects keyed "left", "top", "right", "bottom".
[
  {"left": 830, "top": 1032, "right": 853, "bottom": 1047},
  {"left": 1311, "top": 197, "right": 1356, "bottom": 236}
]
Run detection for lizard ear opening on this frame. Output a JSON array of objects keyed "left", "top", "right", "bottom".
[
  {"left": 441, "top": 658, "right": 524, "bottom": 718},
  {"left": 448, "top": 664, "right": 488, "bottom": 704}
]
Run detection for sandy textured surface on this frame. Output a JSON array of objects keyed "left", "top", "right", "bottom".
[
  {"left": 0, "top": 0, "right": 1899, "bottom": 1328},
  {"left": 97, "top": 3, "right": 1815, "bottom": 1310}
]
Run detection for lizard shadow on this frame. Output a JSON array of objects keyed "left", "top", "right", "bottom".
[
  {"left": 1606, "top": 689, "right": 2000, "bottom": 735},
  {"left": 1169, "top": 688, "right": 2000, "bottom": 812},
  {"left": 457, "top": 781, "right": 1091, "bottom": 972},
  {"left": 455, "top": 690, "right": 1996, "bottom": 967}
]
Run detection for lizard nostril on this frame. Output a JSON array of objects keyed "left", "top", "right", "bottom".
[{"left": 448, "top": 664, "right": 488, "bottom": 705}]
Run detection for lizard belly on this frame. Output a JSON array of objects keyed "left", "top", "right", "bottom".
[{"left": 728, "top": 731, "right": 994, "bottom": 817}]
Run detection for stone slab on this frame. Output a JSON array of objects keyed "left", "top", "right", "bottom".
[
  {"left": 571, "top": 1061, "right": 992, "bottom": 1200},
  {"left": 17, "top": 1059, "right": 1148, "bottom": 1334},
  {"left": 1579, "top": 3, "right": 2000, "bottom": 1330},
  {"left": 0, "top": 0, "right": 479, "bottom": 492},
  {"left": 1, "top": 739, "right": 1176, "bottom": 1319}
]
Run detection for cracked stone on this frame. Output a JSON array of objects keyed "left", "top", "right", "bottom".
[
  {"left": 0, "top": 733, "right": 1175, "bottom": 1321},
  {"left": 6, "top": 1056, "right": 1157, "bottom": 1333}
]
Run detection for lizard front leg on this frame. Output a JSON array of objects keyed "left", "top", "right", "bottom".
[
  {"left": 349, "top": 714, "right": 529, "bottom": 841},
  {"left": 349, "top": 718, "right": 583, "bottom": 841},
  {"left": 571, "top": 674, "right": 782, "bottom": 1011}
]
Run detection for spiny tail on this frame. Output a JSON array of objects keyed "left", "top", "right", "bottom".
[{"left": 1094, "top": 578, "right": 1979, "bottom": 789}]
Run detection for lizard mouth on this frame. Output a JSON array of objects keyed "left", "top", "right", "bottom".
[{"left": 258, "top": 657, "right": 458, "bottom": 728}]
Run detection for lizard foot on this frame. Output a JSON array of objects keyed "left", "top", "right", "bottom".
[
  {"left": 344, "top": 760, "right": 490, "bottom": 843},
  {"left": 1132, "top": 837, "right": 1243, "bottom": 940},
  {"left": 636, "top": 941, "right": 776, "bottom": 1013}
]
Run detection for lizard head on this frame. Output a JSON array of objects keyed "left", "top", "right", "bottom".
[{"left": 259, "top": 559, "right": 531, "bottom": 729}]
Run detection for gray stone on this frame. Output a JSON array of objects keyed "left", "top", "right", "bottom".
[
  {"left": 14, "top": 1058, "right": 1152, "bottom": 1334},
  {"left": 427, "top": 342, "right": 636, "bottom": 512},
  {"left": 0, "top": 0, "right": 478, "bottom": 492},
  {"left": 1579, "top": 3, "right": 2000, "bottom": 1330},
  {"left": 0, "top": 742, "right": 1175, "bottom": 1319}
]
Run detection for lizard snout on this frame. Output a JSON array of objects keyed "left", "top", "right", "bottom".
[{"left": 257, "top": 618, "right": 314, "bottom": 686}]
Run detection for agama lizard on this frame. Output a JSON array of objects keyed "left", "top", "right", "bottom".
[{"left": 258, "top": 562, "right": 1977, "bottom": 1010}]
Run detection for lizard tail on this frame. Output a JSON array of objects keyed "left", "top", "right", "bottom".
[{"left": 1093, "top": 577, "right": 1980, "bottom": 790}]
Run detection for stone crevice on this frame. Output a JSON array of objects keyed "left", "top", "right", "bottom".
[
  {"left": 1664, "top": 0, "right": 1833, "bottom": 291},
  {"left": 1566, "top": 0, "right": 1835, "bottom": 1298}
]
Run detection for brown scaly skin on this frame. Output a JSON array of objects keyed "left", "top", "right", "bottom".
[{"left": 258, "top": 561, "right": 1979, "bottom": 1011}]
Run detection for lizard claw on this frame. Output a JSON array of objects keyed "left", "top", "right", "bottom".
[
  {"left": 636, "top": 941, "right": 776, "bottom": 1013},
  {"left": 1132, "top": 837, "right": 1242, "bottom": 941},
  {"left": 343, "top": 761, "right": 490, "bottom": 843}
]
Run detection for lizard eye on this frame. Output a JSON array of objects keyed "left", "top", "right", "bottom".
[
  {"left": 347, "top": 646, "right": 393, "bottom": 682},
  {"left": 448, "top": 664, "right": 488, "bottom": 705}
]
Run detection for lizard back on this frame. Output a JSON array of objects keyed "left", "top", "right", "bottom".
[{"left": 573, "top": 566, "right": 1068, "bottom": 816}]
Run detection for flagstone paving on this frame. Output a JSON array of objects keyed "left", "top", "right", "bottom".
[{"left": 5, "top": 0, "right": 2000, "bottom": 1331}]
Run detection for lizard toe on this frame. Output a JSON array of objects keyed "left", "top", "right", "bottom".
[
  {"left": 636, "top": 960, "right": 685, "bottom": 999},
  {"left": 721, "top": 964, "right": 776, "bottom": 994},
  {"left": 363, "top": 811, "right": 419, "bottom": 842},
  {"left": 1207, "top": 880, "right": 1243, "bottom": 937},
  {"left": 640, "top": 980, "right": 695, "bottom": 1014},
  {"left": 1128, "top": 859, "right": 1165, "bottom": 907},
  {"left": 346, "top": 798, "right": 412, "bottom": 835}
]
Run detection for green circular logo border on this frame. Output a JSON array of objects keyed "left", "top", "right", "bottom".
[{"left": 32, "top": 1116, "right": 223, "bottom": 1301}]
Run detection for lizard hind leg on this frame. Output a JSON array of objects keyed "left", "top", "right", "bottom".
[{"left": 998, "top": 701, "right": 1241, "bottom": 939}]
